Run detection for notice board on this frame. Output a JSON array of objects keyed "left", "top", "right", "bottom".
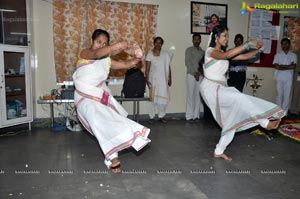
[{"left": 247, "top": 9, "right": 280, "bottom": 67}]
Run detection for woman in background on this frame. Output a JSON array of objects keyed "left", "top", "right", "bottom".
[
  {"left": 145, "top": 36, "right": 173, "bottom": 124},
  {"left": 73, "top": 29, "right": 150, "bottom": 173}
]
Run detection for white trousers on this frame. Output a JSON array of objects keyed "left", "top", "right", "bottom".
[
  {"left": 148, "top": 102, "right": 167, "bottom": 119},
  {"left": 276, "top": 78, "right": 293, "bottom": 114},
  {"left": 185, "top": 74, "right": 203, "bottom": 120},
  {"left": 214, "top": 119, "right": 269, "bottom": 155}
]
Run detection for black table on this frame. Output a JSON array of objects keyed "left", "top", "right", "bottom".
[{"left": 37, "top": 97, "right": 149, "bottom": 128}]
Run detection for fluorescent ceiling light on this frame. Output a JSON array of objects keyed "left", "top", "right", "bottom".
[
  {"left": 0, "top": 8, "right": 17, "bottom": 12},
  {"left": 10, "top": 32, "right": 30, "bottom": 35}
]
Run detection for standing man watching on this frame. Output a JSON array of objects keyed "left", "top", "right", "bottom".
[
  {"left": 273, "top": 38, "right": 297, "bottom": 115},
  {"left": 185, "top": 34, "right": 205, "bottom": 122},
  {"left": 228, "top": 34, "right": 248, "bottom": 92}
]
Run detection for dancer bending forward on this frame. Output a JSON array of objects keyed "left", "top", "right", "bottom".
[
  {"left": 73, "top": 29, "right": 150, "bottom": 173},
  {"left": 200, "top": 25, "right": 285, "bottom": 161}
]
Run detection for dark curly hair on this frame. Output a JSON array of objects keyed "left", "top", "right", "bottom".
[
  {"left": 153, "top": 36, "right": 164, "bottom": 45},
  {"left": 91, "top": 29, "right": 110, "bottom": 44},
  {"left": 209, "top": 25, "right": 228, "bottom": 51}
]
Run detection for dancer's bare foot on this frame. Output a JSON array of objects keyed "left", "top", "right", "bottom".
[
  {"left": 214, "top": 153, "right": 232, "bottom": 161},
  {"left": 266, "top": 119, "right": 281, "bottom": 130},
  {"left": 110, "top": 158, "right": 121, "bottom": 174}
]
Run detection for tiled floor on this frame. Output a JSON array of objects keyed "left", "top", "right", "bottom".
[{"left": 0, "top": 119, "right": 299, "bottom": 199}]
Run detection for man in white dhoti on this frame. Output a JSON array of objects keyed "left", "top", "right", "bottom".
[
  {"left": 73, "top": 29, "right": 150, "bottom": 173},
  {"left": 200, "top": 25, "right": 285, "bottom": 161},
  {"left": 145, "top": 37, "right": 173, "bottom": 124},
  {"left": 185, "top": 34, "right": 205, "bottom": 122},
  {"left": 273, "top": 38, "right": 297, "bottom": 115}
]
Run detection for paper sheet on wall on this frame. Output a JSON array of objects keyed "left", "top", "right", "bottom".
[
  {"left": 262, "top": 10, "right": 273, "bottom": 21},
  {"left": 260, "top": 27, "right": 272, "bottom": 39},
  {"left": 271, "top": 26, "right": 280, "bottom": 40},
  {"left": 249, "top": 28, "right": 260, "bottom": 39},
  {"left": 249, "top": 9, "right": 275, "bottom": 54},
  {"left": 249, "top": 13, "right": 273, "bottom": 40},
  {"left": 250, "top": 9, "right": 262, "bottom": 20},
  {"left": 262, "top": 39, "right": 272, "bottom": 54}
]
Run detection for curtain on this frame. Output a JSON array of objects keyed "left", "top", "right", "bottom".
[
  {"left": 53, "top": 0, "right": 158, "bottom": 82},
  {"left": 288, "top": 17, "right": 300, "bottom": 52}
]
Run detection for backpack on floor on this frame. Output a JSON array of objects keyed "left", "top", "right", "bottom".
[{"left": 122, "top": 67, "right": 146, "bottom": 98}]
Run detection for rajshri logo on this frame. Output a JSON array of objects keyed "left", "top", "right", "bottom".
[{"left": 241, "top": 2, "right": 299, "bottom": 15}]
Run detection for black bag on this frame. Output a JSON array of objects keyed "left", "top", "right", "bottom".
[{"left": 122, "top": 67, "right": 146, "bottom": 98}]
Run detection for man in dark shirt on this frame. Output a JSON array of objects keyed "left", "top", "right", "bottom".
[{"left": 228, "top": 34, "right": 248, "bottom": 92}]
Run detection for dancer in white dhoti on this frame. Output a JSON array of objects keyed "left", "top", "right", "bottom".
[
  {"left": 73, "top": 29, "right": 150, "bottom": 173},
  {"left": 200, "top": 25, "right": 285, "bottom": 161}
]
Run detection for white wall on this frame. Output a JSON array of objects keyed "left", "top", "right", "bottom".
[
  {"left": 31, "top": 0, "right": 56, "bottom": 118},
  {"left": 31, "top": 0, "right": 299, "bottom": 118}
]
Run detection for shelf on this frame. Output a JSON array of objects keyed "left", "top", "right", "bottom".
[
  {"left": 5, "top": 74, "right": 25, "bottom": 78},
  {"left": 0, "top": 0, "right": 32, "bottom": 128},
  {"left": 6, "top": 92, "right": 25, "bottom": 96}
]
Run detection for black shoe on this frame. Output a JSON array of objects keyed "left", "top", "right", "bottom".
[
  {"left": 159, "top": 118, "right": 167, "bottom": 123},
  {"left": 186, "top": 119, "right": 194, "bottom": 123},
  {"left": 148, "top": 119, "right": 155, "bottom": 124},
  {"left": 193, "top": 118, "right": 200, "bottom": 122},
  {"left": 289, "top": 113, "right": 298, "bottom": 118}
]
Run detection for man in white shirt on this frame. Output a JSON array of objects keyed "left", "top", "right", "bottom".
[{"left": 273, "top": 38, "right": 297, "bottom": 114}]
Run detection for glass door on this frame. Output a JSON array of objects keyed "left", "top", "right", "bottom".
[
  {"left": 0, "top": 45, "right": 31, "bottom": 126},
  {"left": 0, "top": 0, "right": 31, "bottom": 128}
]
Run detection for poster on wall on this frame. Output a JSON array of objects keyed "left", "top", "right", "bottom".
[
  {"left": 247, "top": 9, "right": 280, "bottom": 67},
  {"left": 248, "top": 9, "right": 274, "bottom": 54},
  {"left": 283, "top": 16, "right": 291, "bottom": 38}
]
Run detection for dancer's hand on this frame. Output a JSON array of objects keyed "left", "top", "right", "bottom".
[
  {"left": 133, "top": 42, "right": 144, "bottom": 59},
  {"left": 130, "top": 58, "right": 140, "bottom": 66},
  {"left": 118, "top": 40, "right": 128, "bottom": 50},
  {"left": 112, "top": 40, "right": 128, "bottom": 51},
  {"left": 259, "top": 45, "right": 265, "bottom": 53},
  {"left": 146, "top": 80, "right": 152, "bottom": 89},
  {"left": 248, "top": 39, "right": 263, "bottom": 49},
  {"left": 194, "top": 72, "right": 201, "bottom": 81},
  {"left": 257, "top": 40, "right": 264, "bottom": 48}
]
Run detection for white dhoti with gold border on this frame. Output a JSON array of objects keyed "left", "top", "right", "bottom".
[
  {"left": 73, "top": 57, "right": 150, "bottom": 167},
  {"left": 200, "top": 47, "right": 285, "bottom": 154}
]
